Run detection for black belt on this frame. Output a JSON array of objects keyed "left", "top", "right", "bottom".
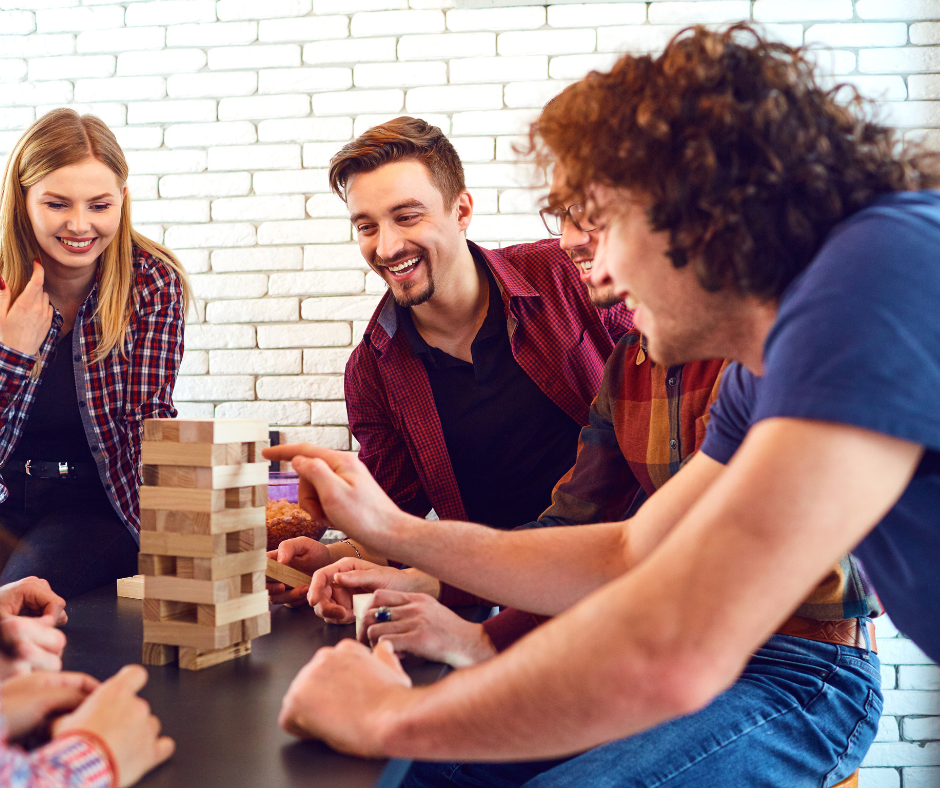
[{"left": 6, "top": 460, "right": 98, "bottom": 480}]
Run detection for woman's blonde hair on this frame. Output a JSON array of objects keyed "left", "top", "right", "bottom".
[{"left": 0, "top": 108, "right": 191, "bottom": 364}]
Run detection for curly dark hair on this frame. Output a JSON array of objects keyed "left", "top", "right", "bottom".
[
  {"left": 329, "top": 116, "right": 465, "bottom": 209},
  {"left": 532, "top": 24, "right": 940, "bottom": 299}
]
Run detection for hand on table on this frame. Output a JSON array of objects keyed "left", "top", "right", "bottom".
[
  {"left": 0, "top": 259, "right": 54, "bottom": 357},
  {"left": 0, "top": 671, "right": 98, "bottom": 739},
  {"left": 262, "top": 444, "right": 404, "bottom": 556},
  {"left": 308, "top": 559, "right": 439, "bottom": 625},
  {"left": 52, "top": 665, "right": 175, "bottom": 788},
  {"left": 266, "top": 536, "right": 332, "bottom": 606},
  {"left": 279, "top": 639, "right": 412, "bottom": 757},
  {"left": 363, "top": 590, "right": 497, "bottom": 669}
]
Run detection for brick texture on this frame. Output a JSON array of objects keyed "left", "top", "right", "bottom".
[{"left": 3, "top": 27, "right": 940, "bottom": 769}]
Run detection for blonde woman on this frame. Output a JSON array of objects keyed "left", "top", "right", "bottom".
[{"left": 0, "top": 109, "right": 190, "bottom": 598}]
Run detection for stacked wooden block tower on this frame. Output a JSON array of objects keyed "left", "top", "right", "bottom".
[{"left": 138, "top": 418, "right": 271, "bottom": 670}]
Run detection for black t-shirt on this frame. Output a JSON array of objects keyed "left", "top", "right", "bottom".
[
  {"left": 10, "top": 330, "right": 98, "bottom": 466},
  {"left": 398, "top": 258, "right": 581, "bottom": 529}
]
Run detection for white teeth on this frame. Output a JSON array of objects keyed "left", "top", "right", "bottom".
[
  {"left": 625, "top": 295, "right": 638, "bottom": 310},
  {"left": 61, "top": 238, "right": 93, "bottom": 248},
  {"left": 580, "top": 261, "right": 593, "bottom": 272},
  {"left": 388, "top": 256, "right": 419, "bottom": 273}
]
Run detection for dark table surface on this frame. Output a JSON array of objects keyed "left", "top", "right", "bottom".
[{"left": 60, "top": 585, "right": 462, "bottom": 788}]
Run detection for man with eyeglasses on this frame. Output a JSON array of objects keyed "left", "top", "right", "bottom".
[{"left": 267, "top": 117, "right": 633, "bottom": 595}]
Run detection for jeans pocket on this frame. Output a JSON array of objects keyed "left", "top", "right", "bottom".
[{"left": 822, "top": 688, "right": 882, "bottom": 787}]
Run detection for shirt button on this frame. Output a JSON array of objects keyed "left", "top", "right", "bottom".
[
  {"left": 667, "top": 377, "right": 677, "bottom": 387},
  {"left": 669, "top": 439, "right": 678, "bottom": 450},
  {"left": 73, "top": 354, "right": 81, "bottom": 362},
  {"left": 79, "top": 401, "right": 86, "bottom": 408},
  {"left": 90, "top": 444, "right": 98, "bottom": 452}
]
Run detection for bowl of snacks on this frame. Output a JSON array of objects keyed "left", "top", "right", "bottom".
[{"left": 266, "top": 472, "right": 327, "bottom": 550}]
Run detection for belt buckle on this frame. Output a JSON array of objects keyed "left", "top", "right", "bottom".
[
  {"left": 58, "top": 461, "right": 68, "bottom": 477},
  {"left": 25, "top": 460, "right": 31, "bottom": 476}
]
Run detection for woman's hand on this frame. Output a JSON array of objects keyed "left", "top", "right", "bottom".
[
  {"left": 0, "top": 259, "right": 54, "bottom": 357},
  {"left": 52, "top": 665, "right": 175, "bottom": 788},
  {"left": 0, "top": 671, "right": 98, "bottom": 739}
]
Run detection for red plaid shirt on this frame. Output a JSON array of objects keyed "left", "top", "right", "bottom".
[
  {"left": 345, "top": 239, "right": 634, "bottom": 522},
  {"left": 0, "top": 247, "right": 184, "bottom": 541},
  {"left": 480, "top": 333, "right": 880, "bottom": 648}
]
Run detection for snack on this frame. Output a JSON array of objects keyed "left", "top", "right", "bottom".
[{"left": 265, "top": 498, "right": 327, "bottom": 550}]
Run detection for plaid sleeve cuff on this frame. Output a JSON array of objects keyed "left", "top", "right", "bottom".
[
  {"left": 0, "top": 343, "right": 36, "bottom": 374},
  {"left": 482, "top": 608, "right": 549, "bottom": 652},
  {"left": 438, "top": 583, "right": 492, "bottom": 608}
]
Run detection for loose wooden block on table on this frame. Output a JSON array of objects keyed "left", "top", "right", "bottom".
[
  {"left": 116, "top": 575, "right": 145, "bottom": 599},
  {"left": 265, "top": 558, "right": 311, "bottom": 589}
]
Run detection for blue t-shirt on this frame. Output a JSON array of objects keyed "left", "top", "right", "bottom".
[{"left": 701, "top": 190, "right": 940, "bottom": 662}]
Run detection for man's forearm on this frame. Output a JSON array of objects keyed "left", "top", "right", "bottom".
[{"left": 379, "top": 514, "right": 629, "bottom": 615}]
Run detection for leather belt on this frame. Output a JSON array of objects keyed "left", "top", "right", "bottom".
[
  {"left": 777, "top": 615, "right": 877, "bottom": 653},
  {"left": 9, "top": 460, "right": 98, "bottom": 480}
]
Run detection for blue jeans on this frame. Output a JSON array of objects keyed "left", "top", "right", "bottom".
[
  {"left": 0, "top": 471, "right": 138, "bottom": 599},
  {"left": 404, "top": 633, "right": 882, "bottom": 788}
]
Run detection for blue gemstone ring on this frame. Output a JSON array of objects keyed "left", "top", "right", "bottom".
[{"left": 374, "top": 606, "right": 392, "bottom": 623}]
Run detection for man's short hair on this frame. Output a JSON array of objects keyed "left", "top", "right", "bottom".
[
  {"left": 532, "top": 24, "right": 940, "bottom": 300},
  {"left": 329, "top": 116, "right": 466, "bottom": 209}
]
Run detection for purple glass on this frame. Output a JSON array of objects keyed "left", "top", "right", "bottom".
[{"left": 268, "top": 471, "right": 299, "bottom": 503}]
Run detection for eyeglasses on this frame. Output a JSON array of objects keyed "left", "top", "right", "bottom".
[{"left": 539, "top": 203, "right": 597, "bottom": 237}]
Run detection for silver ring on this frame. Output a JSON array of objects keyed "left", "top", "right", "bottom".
[{"left": 374, "top": 605, "right": 392, "bottom": 623}]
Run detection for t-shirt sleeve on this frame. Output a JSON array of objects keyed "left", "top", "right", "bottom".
[
  {"left": 754, "top": 195, "right": 940, "bottom": 452},
  {"left": 700, "top": 362, "right": 757, "bottom": 464}
]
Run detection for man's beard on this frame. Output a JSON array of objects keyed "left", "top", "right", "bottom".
[
  {"left": 587, "top": 285, "right": 622, "bottom": 309},
  {"left": 393, "top": 276, "right": 435, "bottom": 308},
  {"left": 375, "top": 247, "right": 435, "bottom": 308}
]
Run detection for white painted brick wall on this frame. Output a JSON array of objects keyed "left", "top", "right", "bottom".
[{"left": 2, "top": 12, "right": 938, "bottom": 778}]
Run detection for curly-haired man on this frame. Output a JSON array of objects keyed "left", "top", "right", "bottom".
[{"left": 271, "top": 25, "right": 940, "bottom": 787}]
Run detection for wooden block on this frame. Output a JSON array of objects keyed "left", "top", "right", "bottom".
[
  {"left": 143, "top": 619, "right": 243, "bottom": 650},
  {"left": 142, "top": 642, "right": 178, "bottom": 666},
  {"left": 176, "top": 557, "right": 195, "bottom": 578},
  {"left": 142, "top": 462, "right": 269, "bottom": 491},
  {"left": 241, "top": 571, "right": 265, "bottom": 594},
  {"left": 197, "top": 591, "right": 269, "bottom": 627},
  {"left": 242, "top": 611, "right": 271, "bottom": 640},
  {"left": 265, "top": 557, "right": 311, "bottom": 590},
  {"left": 140, "top": 531, "right": 227, "bottom": 559},
  {"left": 179, "top": 641, "right": 251, "bottom": 671},
  {"left": 353, "top": 593, "right": 375, "bottom": 642},
  {"left": 116, "top": 575, "right": 145, "bottom": 599},
  {"left": 140, "top": 486, "right": 226, "bottom": 513},
  {"left": 247, "top": 441, "right": 270, "bottom": 462},
  {"left": 140, "top": 507, "right": 265, "bottom": 535},
  {"left": 227, "top": 526, "right": 266, "bottom": 553},
  {"left": 143, "top": 599, "right": 197, "bottom": 623},
  {"left": 138, "top": 554, "right": 176, "bottom": 576},
  {"left": 141, "top": 441, "right": 237, "bottom": 467},
  {"left": 143, "top": 418, "right": 268, "bottom": 445},
  {"left": 227, "top": 442, "right": 250, "bottom": 464},
  {"left": 192, "top": 551, "right": 267, "bottom": 581},
  {"left": 144, "top": 575, "right": 241, "bottom": 605},
  {"left": 253, "top": 484, "right": 268, "bottom": 506}
]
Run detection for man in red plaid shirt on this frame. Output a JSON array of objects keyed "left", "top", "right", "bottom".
[{"left": 268, "top": 117, "right": 632, "bottom": 589}]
